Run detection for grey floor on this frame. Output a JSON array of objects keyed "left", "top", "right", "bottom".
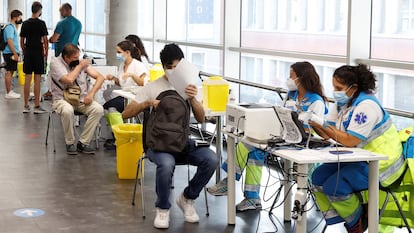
[{"left": 1, "top": 73, "right": 407, "bottom": 233}]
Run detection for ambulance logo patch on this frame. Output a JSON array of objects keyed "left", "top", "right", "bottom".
[{"left": 354, "top": 112, "right": 367, "bottom": 125}]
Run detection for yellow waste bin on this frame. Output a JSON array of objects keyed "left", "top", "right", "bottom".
[
  {"left": 202, "top": 76, "right": 229, "bottom": 112},
  {"left": 112, "top": 124, "right": 144, "bottom": 179},
  {"left": 149, "top": 63, "right": 165, "bottom": 81},
  {"left": 17, "top": 62, "right": 34, "bottom": 85}
]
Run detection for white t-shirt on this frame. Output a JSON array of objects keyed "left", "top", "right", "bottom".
[
  {"left": 337, "top": 99, "right": 383, "bottom": 140},
  {"left": 133, "top": 76, "right": 174, "bottom": 104},
  {"left": 118, "top": 59, "right": 148, "bottom": 88}
]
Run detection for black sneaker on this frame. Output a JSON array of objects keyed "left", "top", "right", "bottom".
[
  {"left": 66, "top": 144, "right": 78, "bottom": 155},
  {"left": 104, "top": 139, "right": 116, "bottom": 150},
  {"left": 77, "top": 142, "right": 95, "bottom": 154}
]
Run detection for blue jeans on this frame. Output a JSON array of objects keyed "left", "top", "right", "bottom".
[{"left": 146, "top": 139, "right": 219, "bottom": 209}]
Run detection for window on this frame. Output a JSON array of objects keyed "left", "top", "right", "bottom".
[
  {"left": 166, "top": 0, "right": 223, "bottom": 45},
  {"left": 241, "top": 0, "right": 348, "bottom": 56},
  {"left": 371, "top": 0, "right": 414, "bottom": 61},
  {"left": 137, "top": 0, "right": 153, "bottom": 38},
  {"left": 0, "top": 0, "right": 7, "bottom": 23}
]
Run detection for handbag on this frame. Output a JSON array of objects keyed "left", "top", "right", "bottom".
[
  {"left": 52, "top": 77, "right": 81, "bottom": 106},
  {"left": 63, "top": 85, "right": 81, "bottom": 106}
]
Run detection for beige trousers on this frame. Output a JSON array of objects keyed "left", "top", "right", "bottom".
[{"left": 52, "top": 99, "right": 104, "bottom": 145}]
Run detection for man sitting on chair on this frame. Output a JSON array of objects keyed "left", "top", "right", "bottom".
[
  {"left": 122, "top": 43, "right": 219, "bottom": 229},
  {"left": 49, "top": 43, "right": 104, "bottom": 155}
]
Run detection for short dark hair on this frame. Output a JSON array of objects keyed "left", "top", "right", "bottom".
[
  {"left": 61, "top": 3, "right": 72, "bottom": 11},
  {"left": 61, "top": 44, "right": 80, "bottom": 59},
  {"left": 10, "top": 10, "right": 23, "bottom": 19},
  {"left": 160, "top": 43, "right": 184, "bottom": 67},
  {"left": 32, "top": 1, "right": 43, "bottom": 14}
]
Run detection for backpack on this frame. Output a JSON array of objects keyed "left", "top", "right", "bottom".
[
  {"left": 145, "top": 90, "right": 190, "bottom": 153},
  {"left": 0, "top": 24, "right": 9, "bottom": 51}
]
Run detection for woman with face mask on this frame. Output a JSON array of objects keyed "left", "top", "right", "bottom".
[
  {"left": 309, "top": 64, "right": 406, "bottom": 233},
  {"left": 207, "top": 61, "right": 328, "bottom": 212},
  {"left": 102, "top": 40, "right": 149, "bottom": 149}
]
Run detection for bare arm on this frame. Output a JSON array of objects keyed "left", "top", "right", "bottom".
[
  {"left": 41, "top": 35, "right": 48, "bottom": 57},
  {"left": 7, "top": 38, "right": 19, "bottom": 61},
  {"left": 49, "top": 32, "right": 60, "bottom": 43},
  {"left": 20, "top": 37, "right": 25, "bottom": 52},
  {"left": 186, "top": 84, "right": 205, "bottom": 123},
  {"left": 310, "top": 121, "right": 362, "bottom": 147},
  {"left": 122, "top": 99, "right": 156, "bottom": 120}
]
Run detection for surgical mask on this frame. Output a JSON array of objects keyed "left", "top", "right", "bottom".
[
  {"left": 333, "top": 86, "right": 353, "bottom": 107},
  {"left": 116, "top": 53, "right": 124, "bottom": 62},
  {"left": 286, "top": 78, "right": 298, "bottom": 91},
  {"left": 164, "top": 69, "right": 174, "bottom": 78},
  {"left": 69, "top": 60, "right": 80, "bottom": 69}
]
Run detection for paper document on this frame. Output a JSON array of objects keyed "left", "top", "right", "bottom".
[{"left": 167, "top": 59, "right": 199, "bottom": 99}]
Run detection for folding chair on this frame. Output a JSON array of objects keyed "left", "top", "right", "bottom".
[
  {"left": 379, "top": 165, "right": 412, "bottom": 233},
  {"left": 130, "top": 108, "right": 209, "bottom": 218},
  {"left": 45, "top": 109, "right": 101, "bottom": 152}
]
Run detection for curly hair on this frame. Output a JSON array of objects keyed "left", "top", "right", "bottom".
[{"left": 333, "top": 64, "right": 376, "bottom": 106}]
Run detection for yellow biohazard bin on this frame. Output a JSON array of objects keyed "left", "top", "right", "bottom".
[
  {"left": 149, "top": 63, "right": 164, "bottom": 81},
  {"left": 17, "top": 62, "right": 34, "bottom": 85},
  {"left": 112, "top": 124, "right": 144, "bottom": 179},
  {"left": 202, "top": 76, "right": 229, "bottom": 112}
]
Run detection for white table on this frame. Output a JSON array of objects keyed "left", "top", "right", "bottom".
[{"left": 225, "top": 131, "right": 388, "bottom": 233}]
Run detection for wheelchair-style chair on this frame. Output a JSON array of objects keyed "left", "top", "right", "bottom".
[{"left": 379, "top": 165, "right": 412, "bottom": 233}]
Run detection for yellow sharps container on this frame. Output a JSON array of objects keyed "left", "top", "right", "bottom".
[
  {"left": 17, "top": 62, "right": 34, "bottom": 85},
  {"left": 202, "top": 76, "right": 229, "bottom": 112},
  {"left": 149, "top": 63, "right": 165, "bottom": 81}
]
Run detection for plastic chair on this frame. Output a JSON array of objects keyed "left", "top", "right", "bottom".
[
  {"left": 45, "top": 109, "right": 101, "bottom": 152},
  {"left": 379, "top": 166, "right": 412, "bottom": 233}
]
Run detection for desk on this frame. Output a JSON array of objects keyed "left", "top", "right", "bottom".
[{"left": 224, "top": 131, "right": 388, "bottom": 233}]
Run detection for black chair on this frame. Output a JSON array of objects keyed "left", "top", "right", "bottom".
[
  {"left": 131, "top": 108, "right": 209, "bottom": 218},
  {"left": 379, "top": 165, "right": 412, "bottom": 232}
]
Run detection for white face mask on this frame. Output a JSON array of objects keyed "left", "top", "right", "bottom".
[
  {"left": 164, "top": 69, "right": 174, "bottom": 78},
  {"left": 286, "top": 78, "right": 298, "bottom": 91}
]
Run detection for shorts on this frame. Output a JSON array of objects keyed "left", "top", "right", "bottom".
[
  {"left": 2, "top": 53, "right": 18, "bottom": 71},
  {"left": 23, "top": 49, "right": 45, "bottom": 74}
]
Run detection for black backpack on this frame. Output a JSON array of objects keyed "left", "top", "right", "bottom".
[
  {"left": 145, "top": 90, "right": 190, "bottom": 153},
  {"left": 0, "top": 24, "right": 10, "bottom": 51}
]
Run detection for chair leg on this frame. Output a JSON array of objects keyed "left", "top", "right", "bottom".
[
  {"left": 45, "top": 110, "right": 56, "bottom": 153},
  {"left": 131, "top": 155, "right": 146, "bottom": 219},
  {"left": 204, "top": 187, "right": 209, "bottom": 216},
  {"left": 390, "top": 191, "right": 412, "bottom": 233}
]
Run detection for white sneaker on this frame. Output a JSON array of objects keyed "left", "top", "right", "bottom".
[
  {"left": 176, "top": 192, "right": 200, "bottom": 223},
  {"left": 153, "top": 208, "right": 169, "bottom": 229},
  {"left": 5, "top": 90, "right": 21, "bottom": 99}
]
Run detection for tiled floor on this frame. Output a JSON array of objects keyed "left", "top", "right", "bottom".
[{"left": 0, "top": 75, "right": 409, "bottom": 233}]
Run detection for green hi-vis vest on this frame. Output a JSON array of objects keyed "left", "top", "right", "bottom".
[{"left": 378, "top": 158, "right": 414, "bottom": 229}]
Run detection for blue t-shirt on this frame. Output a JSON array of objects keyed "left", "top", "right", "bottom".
[
  {"left": 54, "top": 16, "right": 82, "bottom": 56},
  {"left": 3, "top": 23, "right": 20, "bottom": 54}
]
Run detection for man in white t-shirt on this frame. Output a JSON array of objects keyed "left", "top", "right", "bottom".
[{"left": 122, "top": 44, "right": 218, "bottom": 229}]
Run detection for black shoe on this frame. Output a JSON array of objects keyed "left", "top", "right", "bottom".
[
  {"left": 104, "top": 139, "right": 116, "bottom": 150},
  {"left": 66, "top": 144, "right": 78, "bottom": 155},
  {"left": 77, "top": 142, "right": 95, "bottom": 154}
]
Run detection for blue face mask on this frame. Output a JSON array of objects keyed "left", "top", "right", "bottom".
[
  {"left": 116, "top": 53, "right": 124, "bottom": 62},
  {"left": 333, "top": 86, "right": 353, "bottom": 107}
]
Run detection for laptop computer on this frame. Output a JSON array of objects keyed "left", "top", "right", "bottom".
[{"left": 272, "top": 106, "right": 332, "bottom": 149}]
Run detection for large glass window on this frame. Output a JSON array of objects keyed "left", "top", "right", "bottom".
[
  {"left": 137, "top": 0, "right": 153, "bottom": 38},
  {"left": 241, "top": 0, "right": 348, "bottom": 56},
  {"left": 166, "top": 0, "right": 223, "bottom": 45},
  {"left": 0, "top": 0, "right": 7, "bottom": 23},
  {"left": 371, "top": 0, "right": 414, "bottom": 62}
]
